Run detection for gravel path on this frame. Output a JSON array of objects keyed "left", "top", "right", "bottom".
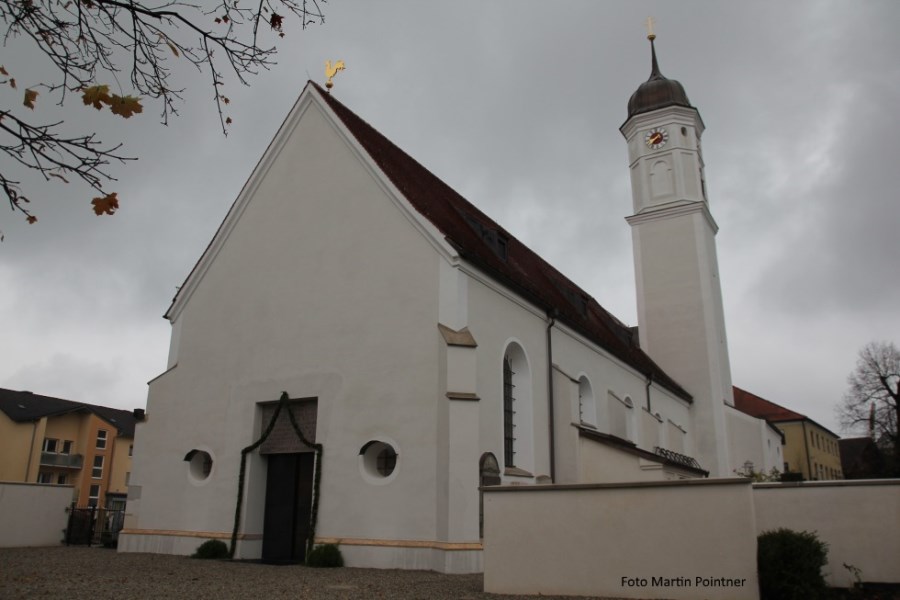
[{"left": 0, "top": 546, "right": 629, "bottom": 599}]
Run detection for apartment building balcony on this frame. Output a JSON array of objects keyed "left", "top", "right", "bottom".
[{"left": 40, "top": 452, "right": 84, "bottom": 469}]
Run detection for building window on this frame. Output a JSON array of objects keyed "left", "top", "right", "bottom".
[
  {"left": 128, "top": 444, "right": 133, "bottom": 457},
  {"left": 125, "top": 472, "right": 130, "bottom": 485},
  {"left": 88, "top": 484, "right": 100, "bottom": 507},
  {"left": 479, "top": 453, "right": 501, "bottom": 538},
  {"left": 57, "top": 474, "right": 68, "bottom": 485},
  {"left": 37, "top": 472, "right": 53, "bottom": 484},
  {"left": 503, "top": 356, "right": 516, "bottom": 468},
  {"left": 502, "top": 342, "right": 533, "bottom": 473},
  {"left": 96, "top": 430, "right": 108, "bottom": 450},
  {"left": 376, "top": 446, "right": 397, "bottom": 476},
  {"left": 578, "top": 376, "right": 597, "bottom": 426},
  {"left": 42, "top": 438, "right": 58, "bottom": 453},
  {"left": 360, "top": 441, "right": 399, "bottom": 480},
  {"left": 184, "top": 449, "right": 213, "bottom": 481},
  {"left": 92, "top": 455, "right": 104, "bottom": 479},
  {"left": 61, "top": 440, "right": 73, "bottom": 455}
]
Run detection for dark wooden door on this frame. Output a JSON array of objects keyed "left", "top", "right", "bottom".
[{"left": 261, "top": 453, "right": 315, "bottom": 564}]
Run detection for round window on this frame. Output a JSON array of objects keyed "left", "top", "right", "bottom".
[
  {"left": 185, "top": 449, "right": 213, "bottom": 481},
  {"left": 360, "top": 441, "right": 398, "bottom": 480}
]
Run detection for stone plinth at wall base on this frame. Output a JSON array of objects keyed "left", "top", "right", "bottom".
[
  {"left": 314, "top": 537, "right": 483, "bottom": 573},
  {"left": 484, "top": 478, "right": 759, "bottom": 600},
  {"left": 117, "top": 529, "right": 262, "bottom": 559}
]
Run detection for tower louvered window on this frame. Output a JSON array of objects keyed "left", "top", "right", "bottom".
[{"left": 503, "top": 356, "right": 516, "bottom": 467}]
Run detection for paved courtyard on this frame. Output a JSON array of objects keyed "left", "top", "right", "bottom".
[{"left": 0, "top": 546, "right": 627, "bottom": 599}]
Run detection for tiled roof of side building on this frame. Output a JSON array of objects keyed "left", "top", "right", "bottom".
[
  {"left": 732, "top": 386, "right": 806, "bottom": 422},
  {"left": 314, "top": 82, "right": 690, "bottom": 402},
  {"left": 733, "top": 385, "right": 840, "bottom": 439},
  {"left": 0, "top": 387, "right": 138, "bottom": 438}
]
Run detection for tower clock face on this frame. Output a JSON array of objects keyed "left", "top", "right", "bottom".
[{"left": 644, "top": 127, "right": 669, "bottom": 150}]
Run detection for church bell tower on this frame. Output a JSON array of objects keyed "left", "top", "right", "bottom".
[{"left": 620, "top": 32, "right": 733, "bottom": 477}]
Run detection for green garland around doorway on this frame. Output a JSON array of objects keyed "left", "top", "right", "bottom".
[{"left": 229, "top": 391, "right": 323, "bottom": 559}]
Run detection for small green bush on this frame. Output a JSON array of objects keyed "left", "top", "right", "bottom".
[
  {"left": 306, "top": 543, "right": 343, "bottom": 568},
  {"left": 757, "top": 528, "right": 828, "bottom": 600},
  {"left": 192, "top": 539, "right": 229, "bottom": 559}
]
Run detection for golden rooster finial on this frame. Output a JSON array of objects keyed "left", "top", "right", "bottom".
[{"left": 325, "top": 60, "right": 346, "bottom": 91}]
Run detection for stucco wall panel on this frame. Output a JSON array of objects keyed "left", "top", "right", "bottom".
[
  {"left": 753, "top": 480, "right": 900, "bottom": 587},
  {"left": 0, "top": 482, "right": 72, "bottom": 547},
  {"left": 484, "top": 479, "right": 758, "bottom": 599}
]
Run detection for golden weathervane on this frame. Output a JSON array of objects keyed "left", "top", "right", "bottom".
[{"left": 325, "top": 60, "right": 346, "bottom": 91}]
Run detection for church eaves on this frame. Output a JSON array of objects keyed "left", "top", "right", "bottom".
[{"left": 314, "top": 82, "right": 691, "bottom": 402}]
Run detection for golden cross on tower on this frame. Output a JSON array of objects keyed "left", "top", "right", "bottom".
[
  {"left": 325, "top": 60, "right": 346, "bottom": 91},
  {"left": 645, "top": 16, "right": 656, "bottom": 41}
]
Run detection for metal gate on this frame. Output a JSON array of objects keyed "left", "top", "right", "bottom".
[{"left": 65, "top": 503, "right": 125, "bottom": 547}]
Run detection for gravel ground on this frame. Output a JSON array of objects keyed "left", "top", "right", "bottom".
[{"left": 0, "top": 546, "right": 630, "bottom": 599}]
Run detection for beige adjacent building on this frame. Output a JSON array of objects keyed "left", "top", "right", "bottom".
[
  {"left": 0, "top": 388, "right": 139, "bottom": 508},
  {"left": 733, "top": 386, "right": 842, "bottom": 480}
]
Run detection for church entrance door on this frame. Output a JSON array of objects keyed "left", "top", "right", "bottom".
[{"left": 261, "top": 452, "right": 315, "bottom": 564}]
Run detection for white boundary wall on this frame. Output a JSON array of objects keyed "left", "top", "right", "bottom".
[
  {"left": 0, "top": 482, "right": 72, "bottom": 547},
  {"left": 484, "top": 479, "right": 759, "bottom": 599},
  {"left": 484, "top": 478, "right": 900, "bottom": 598},
  {"left": 753, "top": 480, "right": 900, "bottom": 588}
]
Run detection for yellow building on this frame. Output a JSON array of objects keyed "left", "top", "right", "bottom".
[
  {"left": 0, "top": 388, "right": 139, "bottom": 508},
  {"left": 733, "top": 386, "right": 842, "bottom": 480}
]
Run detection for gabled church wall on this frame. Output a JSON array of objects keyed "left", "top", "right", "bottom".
[{"left": 126, "top": 100, "right": 448, "bottom": 553}]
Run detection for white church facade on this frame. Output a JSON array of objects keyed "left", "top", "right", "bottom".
[{"left": 119, "top": 38, "right": 781, "bottom": 573}]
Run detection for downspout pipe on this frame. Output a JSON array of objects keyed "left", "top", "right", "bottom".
[
  {"left": 546, "top": 309, "right": 557, "bottom": 483},
  {"left": 645, "top": 373, "right": 653, "bottom": 413},
  {"left": 26, "top": 420, "right": 38, "bottom": 481},
  {"left": 801, "top": 421, "right": 813, "bottom": 480}
]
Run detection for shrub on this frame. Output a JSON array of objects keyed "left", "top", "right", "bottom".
[
  {"left": 192, "top": 539, "right": 229, "bottom": 559},
  {"left": 306, "top": 544, "right": 343, "bottom": 568},
  {"left": 757, "top": 528, "right": 828, "bottom": 600}
]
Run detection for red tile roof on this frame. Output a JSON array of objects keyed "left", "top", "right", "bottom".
[
  {"left": 314, "top": 82, "right": 690, "bottom": 402},
  {"left": 732, "top": 386, "right": 806, "bottom": 422}
]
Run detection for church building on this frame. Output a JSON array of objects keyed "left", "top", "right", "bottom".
[{"left": 119, "top": 36, "right": 780, "bottom": 573}]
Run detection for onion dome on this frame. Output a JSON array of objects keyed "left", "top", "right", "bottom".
[{"left": 627, "top": 37, "right": 692, "bottom": 118}]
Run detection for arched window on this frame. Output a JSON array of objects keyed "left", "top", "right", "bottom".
[
  {"left": 578, "top": 376, "right": 596, "bottom": 426},
  {"left": 479, "top": 453, "right": 500, "bottom": 538},
  {"left": 502, "top": 342, "right": 532, "bottom": 471},
  {"left": 503, "top": 356, "right": 515, "bottom": 468}
]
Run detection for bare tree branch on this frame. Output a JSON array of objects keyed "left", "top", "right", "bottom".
[
  {"left": 838, "top": 341, "right": 900, "bottom": 475},
  {"left": 0, "top": 0, "right": 325, "bottom": 226}
]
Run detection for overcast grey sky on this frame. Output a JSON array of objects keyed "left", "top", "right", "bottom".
[{"left": 2, "top": 1, "right": 898, "bottom": 437}]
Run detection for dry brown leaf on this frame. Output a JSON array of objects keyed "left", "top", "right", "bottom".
[
  {"left": 91, "top": 192, "right": 119, "bottom": 216},
  {"left": 23, "top": 89, "right": 38, "bottom": 109}
]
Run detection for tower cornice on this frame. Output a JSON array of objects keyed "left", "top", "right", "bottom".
[
  {"left": 625, "top": 200, "right": 719, "bottom": 234},
  {"left": 620, "top": 104, "right": 705, "bottom": 140}
]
